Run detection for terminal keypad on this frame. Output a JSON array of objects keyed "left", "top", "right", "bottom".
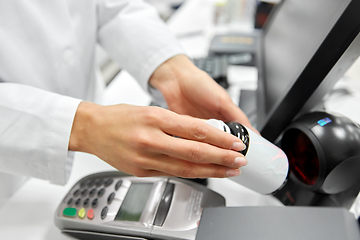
[{"left": 62, "top": 177, "right": 121, "bottom": 221}]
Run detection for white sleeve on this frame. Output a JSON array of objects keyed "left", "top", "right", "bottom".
[
  {"left": 96, "top": 0, "right": 186, "bottom": 91},
  {"left": 0, "top": 83, "right": 81, "bottom": 185}
]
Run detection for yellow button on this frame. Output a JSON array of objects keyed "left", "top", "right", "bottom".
[{"left": 78, "top": 208, "right": 86, "bottom": 219}]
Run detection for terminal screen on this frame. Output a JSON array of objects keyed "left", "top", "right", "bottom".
[{"left": 115, "top": 183, "right": 153, "bottom": 222}]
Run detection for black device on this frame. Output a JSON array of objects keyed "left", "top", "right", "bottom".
[
  {"left": 273, "top": 112, "right": 360, "bottom": 207},
  {"left": 282, "top": 112, "right": 360, "bottom": 195}
]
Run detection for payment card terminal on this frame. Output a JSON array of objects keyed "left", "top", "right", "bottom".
[{"left": 54, "top": 171, "right": 225, "bottom": 240}]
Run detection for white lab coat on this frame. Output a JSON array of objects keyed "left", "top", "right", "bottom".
[{"left": 0, "top": 0, "right": 185, "bottom": 185}]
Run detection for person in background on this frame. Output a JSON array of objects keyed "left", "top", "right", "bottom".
[{"left": 0, "top": 0, "right": 255, "bottom": 185}]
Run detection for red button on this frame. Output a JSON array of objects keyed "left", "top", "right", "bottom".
[{"left": 87, "top": 208, "right": 94, "bottom": 220}]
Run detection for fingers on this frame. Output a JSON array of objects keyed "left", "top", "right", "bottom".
[
  {"left": 131, "top": 154, "right": 241, "bottom": 179},
  {"left": 141, "top": 111, "right": 248, "bottom": 169},
  {"left": 148, "top": 133, "right": 247, "bottom": 169},
  {"left": 159, "top": 114, "right": 246, "bottom": 151}
]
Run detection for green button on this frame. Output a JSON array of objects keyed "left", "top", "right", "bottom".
[{"left": 63, "top": 207, "right": 77, "bottom": 217}]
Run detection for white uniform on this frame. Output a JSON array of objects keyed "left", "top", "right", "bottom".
[{"left": 0, "top": 0, "right": 185, "bottom": 185}]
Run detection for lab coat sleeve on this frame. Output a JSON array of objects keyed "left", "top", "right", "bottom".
[
  {"left": 96, "top": 0, "right": 186, "bottom": 91},
  {"left": 0, "top": 83, "right": 81, "bottom": 185}
]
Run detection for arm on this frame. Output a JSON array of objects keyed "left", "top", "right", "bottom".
[{"left": 0, "top": 83, "right": 81, "bottom": 185}]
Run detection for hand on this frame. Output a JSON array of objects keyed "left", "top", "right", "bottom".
[
  {"left": 69, "top": 102, "right": 247, "bottom": 178},
  {"left": 149, "top": 54, "right": 258, "bottom": 133}
]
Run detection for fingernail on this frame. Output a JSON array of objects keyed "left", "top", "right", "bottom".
[
  {"left": 233, "top": 156, "right": 247, "bottom": 167},
  {"left": 226, "top": 169, "right": 241, "bottom": 177},
  {"left": 231, "top": 142, "right": 246, "bottom": 151}
]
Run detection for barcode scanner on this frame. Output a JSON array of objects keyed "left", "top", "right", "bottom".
[{"left": 281, "top": 111, "right": 360, "bottom": 195}]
